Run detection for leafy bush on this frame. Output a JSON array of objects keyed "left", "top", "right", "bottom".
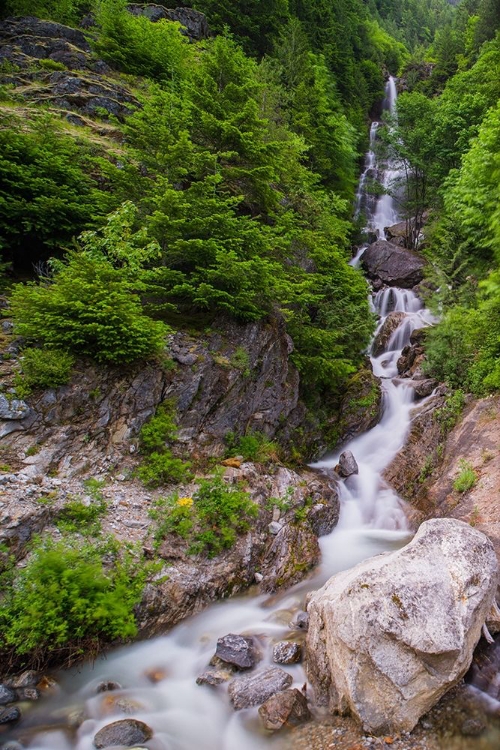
[
  {"left": 150, "top": 470, "right": 258, "bottom": 557},
  {"left": 19, "top": 347, "right": 74, "bottom": 389},
  {"left": 453, "top": 459, "right": 477, "bottom": 493},
  {"left": 0, "top": 535, "right": 149, "bottom": 667},
  {"left": 137, "top": 450, "right": 192, "bottom": 487},
  {"left": 138, "top": 402, "right": 192, "bottom": 487},
  {"left": 56, "top": 479, "right": 107, "bottom": 535},
  {"left": 225, "top": 430, "right": 280, "bottom": 463}
]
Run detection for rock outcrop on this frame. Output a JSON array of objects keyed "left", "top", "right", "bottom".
[
  {"left": 127, "top": 4, "right": 210, "bottom": 41},
  {"left": 361, "top": 240, "right": 425, "bottom": 289},
  {"left": 372, "top": 311, "right": 406, "bottom": 356},
  {"left": 305, "top": 518, "right": 499, "bottom": 734}
]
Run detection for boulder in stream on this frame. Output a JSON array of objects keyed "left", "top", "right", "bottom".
[
  {"left": 305, "top": 518, "right": 499, "bottom": 734},
  {"left": 361, "top": 240, "right": 425, "bottom": 289},
  {"left": 93, "top": 719, "right": 153, "bottom": 748},
  {"left": 228, "top": 667, "right": 293, "bottom": 710},
  {"left": 273, "top": 641, "right": 302, "bottom": 665},
  {"left": 372, "top": 312, "right": 406, "bottom": 357},
  {"left": 215, "top": 633, "right": 259, "bottom": 670},
  {"left": 0, "top": 684, "right": 16, "bottom": 705},
  {"left": 258, "top": 688, "right": 311, "bottom": 730},
  {"left": 335, "top": 450, "right": 358, "bottom": 478}
]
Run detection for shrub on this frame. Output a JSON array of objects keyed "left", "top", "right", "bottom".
[
  {"left": 225, "top": 430, "right": 280, "bottom": 463},
  {"left": 453, "top": 460, "right": 477, "bottom": 493},
  {"left": 56, "top": 479, "right": 107, "bottom": 535},
  {"left": 137, "top": 450, "right": 192, "bottom": 487},
  {"left": 20, "top": 347, "right": 74, "bottom": 389},
  {"left": 0, "top": 535, "right": 149, "bottom": 667},
  {"left": 150, "top": 470, "right": 258, "bottom": 558}
]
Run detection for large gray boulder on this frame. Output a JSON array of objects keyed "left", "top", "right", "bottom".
[
  {"left": 305, "top": 518, "right": 498, "bottom": 735},
  {"left": 361, "top": 240, "right": 425, "bottom": 288}
]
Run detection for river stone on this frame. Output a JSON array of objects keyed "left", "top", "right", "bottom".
[
  {"left": 361, "top": 240, "right": 425, "bottom": 288},
  {"left": 196, "top": 668, "right": 233, "bottom": 686},
  {"left": 1, "top": 742, "right": 24, "bottom": 749},
  {"left": 0, "top": 685, "right": 16, "bottom": 705},
  {"left": 0, "top": 707, "right": 20, "bottom": 724},
  {"left": 372, "top": 312, "right": 406, "bottom": 356},
  {"left": 258, "top": 688, "right": 311, "bottom": 730},
  {"left": 295, "top": 612, "right": 309, "bottom": 630},
  {"left": 273, "top": 641, "right": 302, "bottom": 665},
  {"left": 93, "top": 719, "right": 153, "bottom": 748},
  {"left": 228, "top": 667, "right": 293, "bottom": 710},
  {"left": 336, "top": 450, "right": 358, "bottom": 478},
  {"left": 307, "top": 502, "right": 338, "bottom": 537},
  {"left": 305, "top": 518, "right": 499, "bottom": 735},
  {"left": 413, "top": 379, "right": 437, "bottom": 399},
  {"left": 215, "top": 633, "right": 258, "bottom": 670},
  {"left": 0, "top": 395, "right": 30, "bottom": 421}
]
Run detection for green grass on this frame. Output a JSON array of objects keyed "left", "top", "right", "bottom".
[{"left": 453, "top": 460, "right": 477, "bottom": 493}]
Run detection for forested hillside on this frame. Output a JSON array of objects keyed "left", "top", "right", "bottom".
[{"left": 387, "top": 0, "right": 500, "bottom": 395}]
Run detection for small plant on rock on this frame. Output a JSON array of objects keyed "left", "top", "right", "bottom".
[
  {"left": 453, "top": 459, "right": 477, "bottom": 493},
  {"left": 138, "top": 402, "right": 192, "bottom": 487}
]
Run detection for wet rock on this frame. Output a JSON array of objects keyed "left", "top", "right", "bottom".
[
  {"left": 0, "top": 706, "right": 21, "bottom": 724},
  {"left": 384, "top": 220, "right": 414, "bottom": 248},
  {"left": 196, "top": 668, "right": 232, "bottom": 687},
  {"left": 361, "top": 240, "right": 425, "bottom": 289},
  {"left": 259, "top": 688, "right": 311, "bottom": 730},
  {"left": 461, "top": 718, "right": 485, "bottom": 736},
  {"left": 15, "top": 687, "right": 39, "bottom": 701},
  {"left": 413, "top": 379, "right": 437, "bottom": 399},
  {"left": 0, "top": 395, "right": 31, "bottom": 420},
  {"left": 372, "top": 312, "right": 406, "bottom": 357},
  {"left": 261, "top": 522, "right": 320, "bottom": 592},
  {"left": 295, "top": 612, "right": 309, "bottom": 630},
  {"left": 273, "top": 641, "right": 302, "bottom": 665},
  {"left": 337, "top": 363, "right": 382, "bottom": 443},
  {"left": 100, "top": 694, "right": 145, "bottom": 716},
  {"left": 215, "top": 634, "right": 258, "bottom": 670},
  {"left": 8, "top": 671, "right": 39, "bottom": 689},
  {"left": 143, "top": 668, "right": 167, "bottom": 684},
  {"left": 96, "top": 681, "right": 122, "bottom": 693},
  {"left": 307, "top": 502, "right": 337, "bottom": 537},
  {"left": 306, "top": 519, "right": 498, "bottom": 734},
  {"left": 0, "top": 742, "right": 24, "bottom": 750},
  {"left": 93, "top": 719, "right": 153, "bottom": 748},
  {"left": 228, "top": 667, "right": 293, "bottom": 710},
  {"left": 336, "top": 450, "right": 358, "bottom": 478},
  {"left": 0, "top": 685, "right": 16, "bottom": 705}
]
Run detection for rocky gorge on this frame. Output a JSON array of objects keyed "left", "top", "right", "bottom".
[{"left": 0, "top": 8, "right": 500, "bottom": 750}]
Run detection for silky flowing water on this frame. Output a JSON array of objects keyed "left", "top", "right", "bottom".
[{"left": 4, "top": 78, "right": 499, "bottom": 750}]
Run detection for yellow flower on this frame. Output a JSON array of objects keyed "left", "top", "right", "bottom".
[{"left": 177, "top": 496, "right": 193, "bottom": 508}]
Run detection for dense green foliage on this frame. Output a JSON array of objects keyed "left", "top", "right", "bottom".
[
  {"left": 387, "top": 1, "right": 500, "bottom": 396},
  {"left": 138, "top": 403, "right": 192, "bottom": 487},
  {"left": 0, "top": 535, "right": 148, "bottom": 665},
  {"left": 150, "top": 471, "right": 258, "bottom": 557}
]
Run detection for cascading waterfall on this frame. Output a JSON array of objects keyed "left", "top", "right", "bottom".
[{"left": 4, "top": 77, "right": 438, "bottom": 750}]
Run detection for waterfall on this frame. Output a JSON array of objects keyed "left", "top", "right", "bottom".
[{"left": 4, "top": 78, "right": 435, "bottom": 750}]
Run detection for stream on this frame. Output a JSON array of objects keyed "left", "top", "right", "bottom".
[{"left": 3, "top": 78, "right": 497, "bottom": 750}]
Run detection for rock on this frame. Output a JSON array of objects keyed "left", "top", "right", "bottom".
[
  {"left": 259, "top": 688, "right": 311, "bottom": 730},
  {"left": 295, "top": 612, "right": 309, "bottom": 630},
  {"left": 268, "top": 521, "right": 283, "bottom": 535},
  {"left": 0, "top": 706, "right": 20, "bottom": 724},
  {"left": 196, "top": 668, "right": 232, "bottom": 687},
  {"left": 221, "top": 457, "right": 241, "bottom": 468},
  {"left": 228, "top": 667, "right": 293, "bottom": 710},
  {"left": 413, "top": 379, "right": 437, "bottom": 399},
  {"left": 305, "top": 519, "right": 498, "bottom": 735},
  {"left": 336, "top": 363, "right": 382, "bottom": 443},
  {"left": 93, "top": 719, "right": 153, "bottom": 748},
  {"left": 15, "top": 687, "right": 39, "bottom": 701},
  {"left": 372, "top": 312, "right": 406, "bottom": 357},
  {"left": 214, "top": 633, "right": 258, "bottom": 670},
  {"left": 95, "top": 680, "right": 122, "bottom": 693},
  {"left": 361, "top": 240, "right": 425, "bottom": 289},
  {"left": 273, "top": 641, "right": 302, "bottom": 665},
  {"left": 307, "top": 502, "right": 337, "bottom": 537},
  {"left": 1, "top": 742, "right": 24, "bottom": 750},
  {"left": 9, "top": 671, "right": 38, "bottom": 689},
  {"left": 336, "top": 450, "right": 358, "bottom": 478},
  {"left": 127, "top": 4, "right": 210, "bottom": 41},
  {"left": 261, "top": 522, "right": 321, "bottom": 592},
  {"left": 384, "top": 220, "right": 414, "bottom": 248},
  {"left": 0, "top": 685, "right": 16, "bottom": 705},
  {"left": 0, "top": 395, "right": 31, "bottom": 421},
  {"left": 461, "top": 718, "right": 485, "bottom": 736}
]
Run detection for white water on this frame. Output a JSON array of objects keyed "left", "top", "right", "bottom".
[{"left": 6, "top": 78, "right": 433, "bottom": 750}]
